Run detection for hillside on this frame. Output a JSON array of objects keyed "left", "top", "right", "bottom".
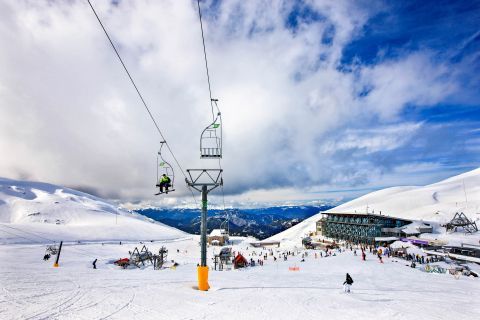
[
  {"left": 0, "top": 177, "right": 188, "bottom": 244},
  {"left": 269, "top": 168, "right": 480, "bottom": 243},
  {"left": 137, "top": 205, "right": 333, "bottom": 240}
]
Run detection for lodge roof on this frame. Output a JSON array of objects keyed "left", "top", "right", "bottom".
[{"left": 320, "top": 212, "right": 412, "bottom": 222}]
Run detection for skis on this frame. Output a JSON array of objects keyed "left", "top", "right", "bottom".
[{"left": 154, "top": 189, "right": 175, "bottom": 196}]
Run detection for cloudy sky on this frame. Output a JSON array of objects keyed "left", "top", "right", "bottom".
[{"left": 0, "top": 0, "right": 479, "bottom": 207}]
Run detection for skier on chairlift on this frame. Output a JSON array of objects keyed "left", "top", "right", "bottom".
[{"left": 159, "top": 174, "right": 171, "bottom": 194}]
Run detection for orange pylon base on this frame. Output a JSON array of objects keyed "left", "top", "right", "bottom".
[{"left": 197, "top": 266, "right": 210, "bottom": 291}]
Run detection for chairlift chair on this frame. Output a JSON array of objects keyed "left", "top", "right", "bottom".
[
  {"left": 155, "top": 141, "right": 175, "bottom": 195},
  {"left": 220, "top": 214, "right": 230, "bottom": 236},
  {"left": 45, "top": 244, "right": 58, "bottom": 256},
  {"left": 200, "top": 99, "right": 222, "bottom": 158}
]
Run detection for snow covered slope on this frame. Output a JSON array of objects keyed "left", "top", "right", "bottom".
[
  {"left": 0, "top": 177, "right": 188, "bottom": 244},
  {"left": 270, "top": 168, "right": 480, "bottom": 242},
  {"left": 1, "top": 240, "right": 479, "bottom": 320}
]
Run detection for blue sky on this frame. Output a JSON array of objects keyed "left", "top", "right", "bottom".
[
  {"left": 287, "top": 0, "right": 480, "bottom": 192},
  {"left": 0, "top": 0, "right": 478, "bottom": 206},
  {"left": 345, "top": 0, "right": 480, "bottom": 175}
]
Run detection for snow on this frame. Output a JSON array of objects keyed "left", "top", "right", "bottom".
[
  {"left": 210, "top": 229, "right": 227, "bottom": 237},
  {"left": 1, "top": 173, "right": 480, "bottom": 319},
  {"left": 0, "top": 177, "right": 187, "bottom": 244},
  {"left": 1, "top": 239, "right": 479, "bottom": 319},
  {"left": 333, "top": 168, "right": 480, "bottom": 221},
  {"left": 269, "top": 168, "right": 480, "bottom": 245}
]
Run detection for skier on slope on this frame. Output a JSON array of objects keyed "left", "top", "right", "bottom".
[
  {"left": 343, "top": 273, "right": 354, "bottom": 293},
  {"left": 92, "top": 258, "right": 97, "bottom": 269}
]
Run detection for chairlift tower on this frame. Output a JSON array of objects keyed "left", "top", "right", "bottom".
[
  {"left": 186, "top": 169, "right": 223, "bottom": 266},
  {"left": 185, "top": 169, "right": 222, "bottom": 291}
]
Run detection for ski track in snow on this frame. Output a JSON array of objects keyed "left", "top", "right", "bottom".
[{"left": 1, "top": 238, "right": 479, "bottom": 320}]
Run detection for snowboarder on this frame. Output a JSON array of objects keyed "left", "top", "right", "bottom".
[
  {"left": 343, "top": 273, "right": 354, "bottom": 293},
  {"left": 92, "top": 258, "right": 97, "bottom": 269},
  {"left": 158, "top": 174, "right": 171, "bottom": 193}
]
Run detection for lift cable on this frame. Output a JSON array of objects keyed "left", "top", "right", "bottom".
[
  {"left": 196, "top": 0, "right": 216, "bottom": 121},
  {"left": 197, "top": 0, "right": 227, "bottom": 214},
  {"left": 0, "top": 224, "right": 54, "bottom": 242},
  {"left": 0, "top": 224, "right": 95, "bottom": 257},
  {"left": 0, "top": 226, "right": 37, "bottom": 243},
  {"left": 86, "top": 0, "right": 197, "bottom": 205},
  {"left": 218, "top": 158, "right": 228, "bottom": 227}
]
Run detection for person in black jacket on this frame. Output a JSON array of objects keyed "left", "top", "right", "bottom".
[
  {"left": 343, "top": 273, "right": 354, "bottom": 293},
  {"left": 93, "top": 258, "right": 97, "bottom": 269}
]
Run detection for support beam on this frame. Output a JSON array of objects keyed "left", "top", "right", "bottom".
[
  {"left": 53, "top": 241, "right": 63, "bottom": 268},
  {"left": 201, "top": 185, "right": 208, "bottom": 267}
]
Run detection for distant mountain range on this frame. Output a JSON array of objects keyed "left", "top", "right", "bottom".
[{"left": 136, "top": 205, "right": 333, "bottom": 239}]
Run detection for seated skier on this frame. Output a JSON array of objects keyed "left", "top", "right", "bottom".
[{"left": 158, "top": 174, "right": 171, "bottom": 194}]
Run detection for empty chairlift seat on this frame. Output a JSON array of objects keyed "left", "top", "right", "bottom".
[{"left": 200, "top": 111, "right": 222, "bottom": 158}]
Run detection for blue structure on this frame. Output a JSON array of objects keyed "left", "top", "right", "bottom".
[{"left": 317, "top": 213, "right": 412, "bottom": 245}]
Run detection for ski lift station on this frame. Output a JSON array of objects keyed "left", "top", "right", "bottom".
[{"left": 315, "top": 212, "right": 433, "bottom": 245}]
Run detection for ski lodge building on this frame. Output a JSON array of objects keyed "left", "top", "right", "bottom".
[
  {"left": 316, "top": 212, "right": 433, "bottom": 245},
  {"left": 208, "top": 229, "right": 229, "bottom": 246}
]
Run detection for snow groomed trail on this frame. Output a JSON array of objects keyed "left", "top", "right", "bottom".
[{"left": 1, "top": 239, "right": 479, "bottom": 320}]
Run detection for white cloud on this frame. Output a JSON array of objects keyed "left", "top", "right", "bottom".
[
  {"left": 359, "top": 52, "right": 458, "bottom": 119},
  {"left": 0, "top": 0, "right": 462, "bottom": 204},
  {"left": 321, "top": 122, "right": 422, "bottom": 154}
]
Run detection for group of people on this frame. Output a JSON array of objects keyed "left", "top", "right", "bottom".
[
  {"left": 250, "top": 258, "right": 264, "bottom": 266},
  {"left": 391, "top": 248, "right": 444, "bottom": 265},
  {"left": 237, "top": 245, "right": 351, "bottom": 267}
]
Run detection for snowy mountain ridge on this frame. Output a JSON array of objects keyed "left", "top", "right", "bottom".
[
  {"left": 269, "top": 167, "right": 480, "bottom": 243},
  {"left": 0, "top": 177, "right": 188, "bottom": 244}
]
